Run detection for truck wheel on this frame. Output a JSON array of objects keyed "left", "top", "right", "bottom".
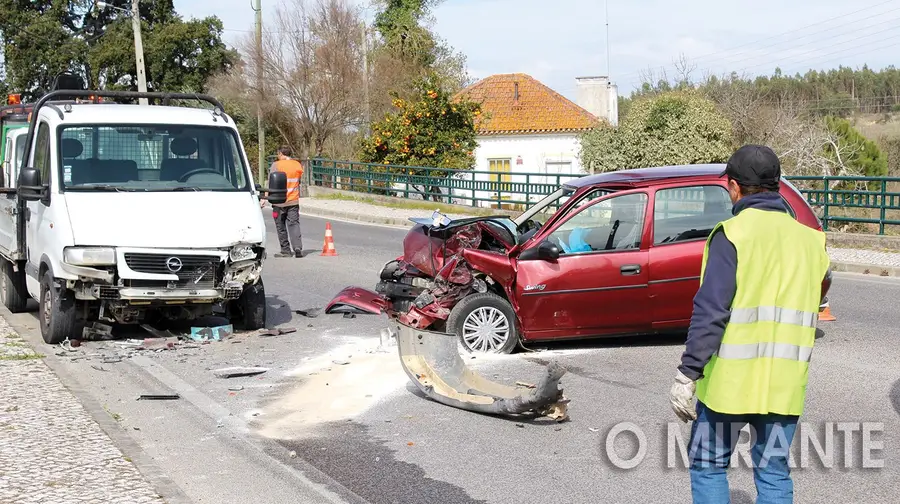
[
  {"left": 1, "top": 259, "right": 28, "bottom": 313},
  {"left": 447, "top": 292, "right": 519, "bottom": 354},
  {"left": 232, "top": 279, "right": 266, "bottom": 330},
  {"left": 39, "top": 271, "right": 76, "bottom": 345}
]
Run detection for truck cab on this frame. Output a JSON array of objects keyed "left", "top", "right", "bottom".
[{"left": 0, "top": 90, "right": 271, "bottom": 344}]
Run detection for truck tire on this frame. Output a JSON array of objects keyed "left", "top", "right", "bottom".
[
  {"left": 232, "top": 279, "right": 266, "bottom": 330},
  {"left": 39, "top": 271, "right": 76, "bottom": 345},
  {"left": 446, "top": 292, "right": 519, "bottom": 355},
  {"left": 1, "top": 259, "right": 28, "bottom": 313}
]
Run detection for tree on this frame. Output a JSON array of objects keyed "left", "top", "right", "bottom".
[
  {"left": 357, "top": 73, "right": 480, "bottom": 200},
  {"left": 359, "top": 73, "right": 480, "bottom": 168},
  {"left": 0, "top": 0, "right": 235, "bottom": 99},
  {"left": 823, "top": 116, "right": 888, "bottom": 178},
  {"left": 579, "top": 90, "right": 734, "bottom": 172},
  {"left": 240, "top": 0, "right": 366, "bottom": 158}
]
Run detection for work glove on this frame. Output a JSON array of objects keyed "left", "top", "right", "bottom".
[{"left": 669, "top": 370, "right": 697, "bottom": 422}]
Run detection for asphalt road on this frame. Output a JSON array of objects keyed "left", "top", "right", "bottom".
[{"left": 7, "top": 211, "right": 900, "bottom": 504}]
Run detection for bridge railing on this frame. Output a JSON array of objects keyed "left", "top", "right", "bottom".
[{"left": 305, "top": 158, "right": 900, "bottom": 235}]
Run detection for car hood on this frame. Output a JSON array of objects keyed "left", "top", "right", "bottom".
[{"left": 64, "top": 191, "right": 266, "bottom": 248}]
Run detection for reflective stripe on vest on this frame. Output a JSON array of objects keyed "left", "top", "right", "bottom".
[
  {"left": 694, "top": 207, "right": 830, "bottom": 416},
  {"left": 274, "top": 159, "right": 303, "bottom": 202}
]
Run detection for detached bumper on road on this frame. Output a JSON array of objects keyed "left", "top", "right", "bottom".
[{"left": 395, "top": 323, "right": 569, "bottom": 420}]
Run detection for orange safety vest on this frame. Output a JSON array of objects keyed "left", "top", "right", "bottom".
[{"left": 272, "top": 158, "right": 303, "bottom": 206}]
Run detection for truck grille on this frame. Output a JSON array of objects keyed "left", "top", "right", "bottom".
[{"left": 123, "top": 253, "right": 222, "bottom": 289}]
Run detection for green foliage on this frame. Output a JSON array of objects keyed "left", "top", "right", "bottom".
[
  {"left": 358, "top": 73, "right": 480, "bottom": 170},
  {"left": 580, "top": 91, "right": 734, "bottom": 172},
  {"left": 0, "top": 0, "right": 235, "bottom": 99},
  {"left": 824, "top": 116, "right": 888, "bottom": 177}
]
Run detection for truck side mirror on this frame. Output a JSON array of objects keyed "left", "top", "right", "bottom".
[
  {"left": 17, "top": 166, "right": 44, "bottom": 202},
  {"left": 266, "top": 171, "right": 288, "bottom": 205}
]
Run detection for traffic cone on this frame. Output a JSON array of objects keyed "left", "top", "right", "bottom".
[
  {"left": 819, "top": 301, "right": 836, "bottom": 322},
  {"left": 321, "top": 222, "right": 338, "bottom": 256}
]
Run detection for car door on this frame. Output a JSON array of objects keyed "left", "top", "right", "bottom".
[
  {"left": 648, "top": 183, "right": 733, "bottom": 329},
  {"left": 514, "top": 190, "right": 652, "bottom": 340}
]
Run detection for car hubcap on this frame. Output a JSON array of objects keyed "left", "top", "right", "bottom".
[
  {"left": 462, "top": 307, "right": 510, "bottom": 352},
  {"left": 42, "top": 290, "right": 52, "bottom": 327}
]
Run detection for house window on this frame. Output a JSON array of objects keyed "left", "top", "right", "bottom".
[{"left": 545, "top": 160, "right": 573, "bottom": 174}]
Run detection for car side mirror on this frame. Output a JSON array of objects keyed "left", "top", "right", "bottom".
[
  {"left": 266, "top": 171, "right": 287, "bottom": 205},
  {"left": 537, "top": 240, "right": 561, "bottom": 261},
  {"left": 17, "top": 166, "right": 44, "bottom": 202}
]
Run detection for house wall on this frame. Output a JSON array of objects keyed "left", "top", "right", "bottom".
[{"left": 448, "top": 134, "right": 586, "bottom": 208}]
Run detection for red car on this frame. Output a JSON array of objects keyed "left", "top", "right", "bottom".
[{"left": 327, "top": 164, "right": 832, "bottom": 354}]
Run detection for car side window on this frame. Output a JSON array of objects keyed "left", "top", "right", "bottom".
[
  {"left": 34, "top": 122, "right": 51, "bottom": 184},
  {"left": 547, "top": 192, "right": 648, "bottom": 254},
  {"left": 653, "top": 185, "right": 733, "bottom": 245}
]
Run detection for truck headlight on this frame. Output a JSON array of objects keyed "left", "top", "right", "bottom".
[
  {"left": 64, "top": 247, "right": 116, "bottom": 266},
  {"left": 229, "top": 244, "right": 257, "bottom": 262}
]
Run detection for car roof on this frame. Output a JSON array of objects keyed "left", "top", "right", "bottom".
[
  {"left": 37, "top": 103, "right": 234, "bottom": 128},
  {"left": 564, "top": 164, "right": 727, "bottom": 190}
]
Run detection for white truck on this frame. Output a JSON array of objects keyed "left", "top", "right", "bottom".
[{"left": 0, "top": 89, "right": 281, "bottom": 344}]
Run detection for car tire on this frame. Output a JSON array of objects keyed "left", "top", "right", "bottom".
[
  {"left": 39, "top": 271, "right": 76, "bottom": 345},
  {"left": 1, "top": 259, "right": 28, "bottom": 313},
  {"left": 232, "top": 279, "right": 267, "bottom": 330},
  {"left": 447, "top": 292, "right": 519, "bottom": 354}
]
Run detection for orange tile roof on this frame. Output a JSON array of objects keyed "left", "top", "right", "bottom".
[{"left": 454, "top": 73, "right": 601, "bottom": 135}]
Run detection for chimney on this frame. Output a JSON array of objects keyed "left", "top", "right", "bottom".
[{"left": 575, "top": 76, "right": 617, "bottom": 126}]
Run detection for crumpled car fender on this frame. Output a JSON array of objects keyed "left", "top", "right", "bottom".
[{"left": 395, "top": 322, "right": 569, "bottom": 420}]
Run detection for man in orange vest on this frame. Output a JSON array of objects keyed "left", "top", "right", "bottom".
[{"left": 266, "top": 146, "right": 304, "bottom": 258}]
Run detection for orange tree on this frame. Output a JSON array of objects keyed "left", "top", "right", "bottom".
[{"left": 359, "top": 73, "right": 481, "bottom": 200}]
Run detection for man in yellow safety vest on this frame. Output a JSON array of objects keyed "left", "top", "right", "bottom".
[{"left": 670, "top": 144, "right": 831, "bottom": 503}]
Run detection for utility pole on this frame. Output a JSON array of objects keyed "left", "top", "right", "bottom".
[
  {"left": 361, "top": 21, "right": 370, "bottom": 137},
  {"left": 253, "top": 0, "right": 265, "bottom": 185},
  {"left": 131, "top": 0, "right": 148, "bottom": 105}
]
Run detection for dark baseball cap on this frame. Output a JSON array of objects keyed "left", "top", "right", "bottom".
[{"left": 720, "top": 144, "right": 781, "bottom": 189}]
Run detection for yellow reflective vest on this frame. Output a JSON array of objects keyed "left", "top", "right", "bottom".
[{"left": 694, "top": 207, "right": 831, "bottom": 416}]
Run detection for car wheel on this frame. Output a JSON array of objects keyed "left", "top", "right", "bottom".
[
  {"left": 39, "top": 271, "right": 76, "bottom": 345},
  {"left": 231, "top": 279, "right": 267, "bottom": 330},
  {"left": 447, "top": 292, "right": 518, "bottom": 354},
  {"left": 0, "top": 259, "right": 28, "bottom": 313}
]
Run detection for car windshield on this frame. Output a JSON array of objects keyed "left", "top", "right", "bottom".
[
  {"left": 513, "top": 186, "right": 576, "bottom": 226},
  {"left": 58, "top": 124, "right": 250, "bottom": 192}
]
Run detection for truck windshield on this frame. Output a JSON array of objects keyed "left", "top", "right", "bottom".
[{"left": 58, "top": 124, "right": 250, "bottom": 192}]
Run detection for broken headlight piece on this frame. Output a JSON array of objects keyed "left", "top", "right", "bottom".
[{"left": 229, "top": 244, "right": 257, "bottom": 262}]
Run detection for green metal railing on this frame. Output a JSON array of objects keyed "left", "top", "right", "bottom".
[{"left": 306, "top": 159, "right": 900, "bottom": 235}]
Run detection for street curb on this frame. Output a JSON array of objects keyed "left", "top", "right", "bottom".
[
  {"left": 829, "top": 260, "right": 900, "bottom": 278},
  {"left": 299, "top": 205, "right": 416, "bottom": 228},
  {"left": 295, "top": 205, "right": 900, "bottom": 278}
]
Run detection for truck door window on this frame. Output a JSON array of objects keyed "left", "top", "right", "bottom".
[
  {"left": 34, "top": 122, "right": 51, "bottom": 184},
  {"left": 653, "top": 185, "right": 732, "bottom": 245}
]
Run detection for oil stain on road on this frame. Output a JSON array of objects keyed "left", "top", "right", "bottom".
[{"left": 278, "top": 420, "right": 487, "bottom": 504}]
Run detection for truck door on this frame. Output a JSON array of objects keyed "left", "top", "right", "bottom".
[
  {"left": 23, "top": 121, "right": 52, "bottom": 295},
  {"left": 0, "top": 131, "right": 20, "bottom": 255}
]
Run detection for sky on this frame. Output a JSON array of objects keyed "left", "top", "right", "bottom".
[{"left": 174, "top": 0, "right": 900, "bottom": 101}]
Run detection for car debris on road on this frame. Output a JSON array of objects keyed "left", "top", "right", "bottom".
[{"left": 213, "top": 367, "right": 269, "bottom": 379}]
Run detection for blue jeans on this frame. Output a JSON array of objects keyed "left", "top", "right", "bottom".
[{"left": 688, "top": 401, "right": 799, "bottom": 504}]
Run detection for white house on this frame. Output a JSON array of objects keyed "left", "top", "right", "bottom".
[{"left": 449, "top": 73, "right": 618, "bottom": 209}]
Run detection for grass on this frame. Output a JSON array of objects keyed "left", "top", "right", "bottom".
[
  {"left": 0, "top": 353, "right": 43, "bottom": 361},
  {"left": 313, "top": 192, "right": 509, "bottom": 217},
  {"left": 105, "top": 406, "right": 122, "bottom": 422}
]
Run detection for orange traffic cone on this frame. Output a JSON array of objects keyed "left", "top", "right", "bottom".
[
  {"left": 321, "top": 222, "right": 338, "bottom": 256},
  {"left": 819, "top": 301, "right": 836, "bottom": 322}
]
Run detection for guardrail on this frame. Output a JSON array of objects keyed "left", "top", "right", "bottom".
[{"left": 306, "top": 158, "right": 900, "bottom": 235}]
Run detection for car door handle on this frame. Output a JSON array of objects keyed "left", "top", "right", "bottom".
[{"left": 620, "top": 264, "right": 641, "bottom": 275}]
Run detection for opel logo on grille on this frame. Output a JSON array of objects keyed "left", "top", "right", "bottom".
[{"left": 165, "top": 257, "right": 183, "bottom": 273}]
